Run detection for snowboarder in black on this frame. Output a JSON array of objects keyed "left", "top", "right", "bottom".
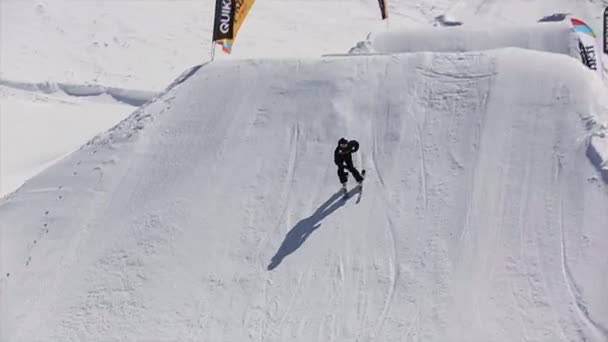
[{"left": 334, "top": 137, "right": 364, "bottom": 189}]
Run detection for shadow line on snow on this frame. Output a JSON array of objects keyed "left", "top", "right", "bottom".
[{"left": 267, "top": 187, "right": 360, "bottom": 271}]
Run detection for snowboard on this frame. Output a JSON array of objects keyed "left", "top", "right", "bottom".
[
  {"left": 357, "top": 169, "right": 366, "bottom": 188},
  {"left": 342, "top": 169, "right": 365, "bottom": 200}
]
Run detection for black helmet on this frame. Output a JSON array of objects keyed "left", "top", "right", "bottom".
[{"left": 338, "top": 137, "right": 348, "bottom": 148}]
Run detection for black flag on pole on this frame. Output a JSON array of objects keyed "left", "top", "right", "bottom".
[
  {"left": 377, "top": 0, "right": 388, "bottom": 20},
  {"left": 213, "top": 0, "right": 236, "bottom": 42}
]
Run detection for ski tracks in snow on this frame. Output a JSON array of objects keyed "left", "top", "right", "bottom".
[
  {"left": 258, "top": 122, "right": 300, "bottom": 267},
  {"left": 415, "top": 121, "right": 429, "bottom": 211},
  {"left": 368, "top": 104, "right": 399, "bottom": 340},
  {"left": 254, "top": 121, "right": 300, "bottom": 341},
  {"left": 558, "top": 195, "right": 608, "bottom": 341}
]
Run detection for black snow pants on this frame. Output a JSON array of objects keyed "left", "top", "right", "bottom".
[{"left": 337, "top": 160, "right": 363, "bottom": 184}]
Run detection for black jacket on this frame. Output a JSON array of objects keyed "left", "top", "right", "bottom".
[{"left": 334, "top": 140, "right": 359, "bottom": 166}]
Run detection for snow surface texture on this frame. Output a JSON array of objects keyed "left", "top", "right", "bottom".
[
  {"left": 0, "top": 0, "right": 390, "bottom": 90},
  {"left": 366, "top": 22, "right": 577, "bottom": 55},
  {"left": 0, "top": 79, "right": 156, "bottom": 107},
  {"left": 2, "top": 47, "right": 608, "bottom": 341},
  {"left": 3, "top": 0, "right": 608, "bottom": 200},
  {"left": 3, "top": 0, "right": 605, "bottom": 88},
  {"left": 347, "top": 20, "right": 608, "bottom": 176},
  {"left": 0, "top": 85, "right": 133, "bottom": 198},
  {"left": 2, "top": 0, "right": 608, "bottom": 341},
  {"left": 0, "top": 0, "right": 389, "bottom": 198}
]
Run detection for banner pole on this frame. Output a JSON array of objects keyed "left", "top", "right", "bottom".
[
  {"left": 210, "top": 41, "right": 216, "bottom": 62},
  {"left": 211, "top": 0, "right": 217, "bottom": 62},
  {"left": 604, "top": 7, "right": 608, "bottom": 54}
]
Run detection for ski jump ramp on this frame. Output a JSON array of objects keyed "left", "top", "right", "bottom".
[{"left": 2, "top": 29, "right": 608, "bottom": 342}]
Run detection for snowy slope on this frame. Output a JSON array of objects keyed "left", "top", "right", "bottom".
[
  {"left": 441, "top": 0, "right": 607, "bottom": 29},
  {"left": 0, "top": 0, "right": 386, "bottom": 199},
  {"left": 2, "top": 47, "right": 608, "bottom": 341},
  {"left": 2, "top": 0, "right": 608, "bottom": 340},
  {"left": 4, "top": 0, "right": 606, "bottom": 88},
  {"left": 3, "top": 0, "right": 608, "bottom": 200},
  {"left": 365, "top": 22, "right": 576, "bottom": 55},
  {"left": 0, "top": 0, "right": 386, "bottom": 90},
  {"left": 0, "top": 84, "right": 135, "bottom": 197},
  {"left": 0, "top": 85, "right": 134, "bottom": 197}
]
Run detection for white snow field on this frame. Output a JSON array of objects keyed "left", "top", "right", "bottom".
[
  {"left": 3, "top": 32, "right": 608, "bottom": 342},
  {"left": 0, "top": 0, "right": 383, "bottom": 198},
  {"left": 2, "top": 0, "right": 608, "bottom": 341},
  {"left": 3, "top": 0, "right": 608, "bottom": 199},
  {"left": 0, "top": 84, "right": 137, "bottom": 197},
  {"left": 363, "top": 22, "right": 576, "bottom": 55},
  {"left": 3, "top": 0, "right": 605, "bottom": 86}
]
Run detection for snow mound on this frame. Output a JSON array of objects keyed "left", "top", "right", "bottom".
[
  {"left": 363, "top": 21, "right": 575, "bottom": 56},
  {"left": 0, "top": 84, "right": 133, "bottom": 198},
  {"left": 2, "top": 48, "right": 608, "bottom": 341},
  {"left": 0, "top": 79, "right": 156, "bottom": 107}
]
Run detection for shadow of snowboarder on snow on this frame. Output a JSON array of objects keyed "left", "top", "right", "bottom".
[{"left": 267, "top": 187, "right": 361, "bottom": 271}]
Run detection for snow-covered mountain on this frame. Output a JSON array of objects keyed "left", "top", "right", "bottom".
[{"left": 1, "top": 0, "right": 608, "bottom": 341}]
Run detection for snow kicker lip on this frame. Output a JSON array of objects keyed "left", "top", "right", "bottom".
[{"left": 0, "top": 78, "right": 157, "bottom": 107}]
